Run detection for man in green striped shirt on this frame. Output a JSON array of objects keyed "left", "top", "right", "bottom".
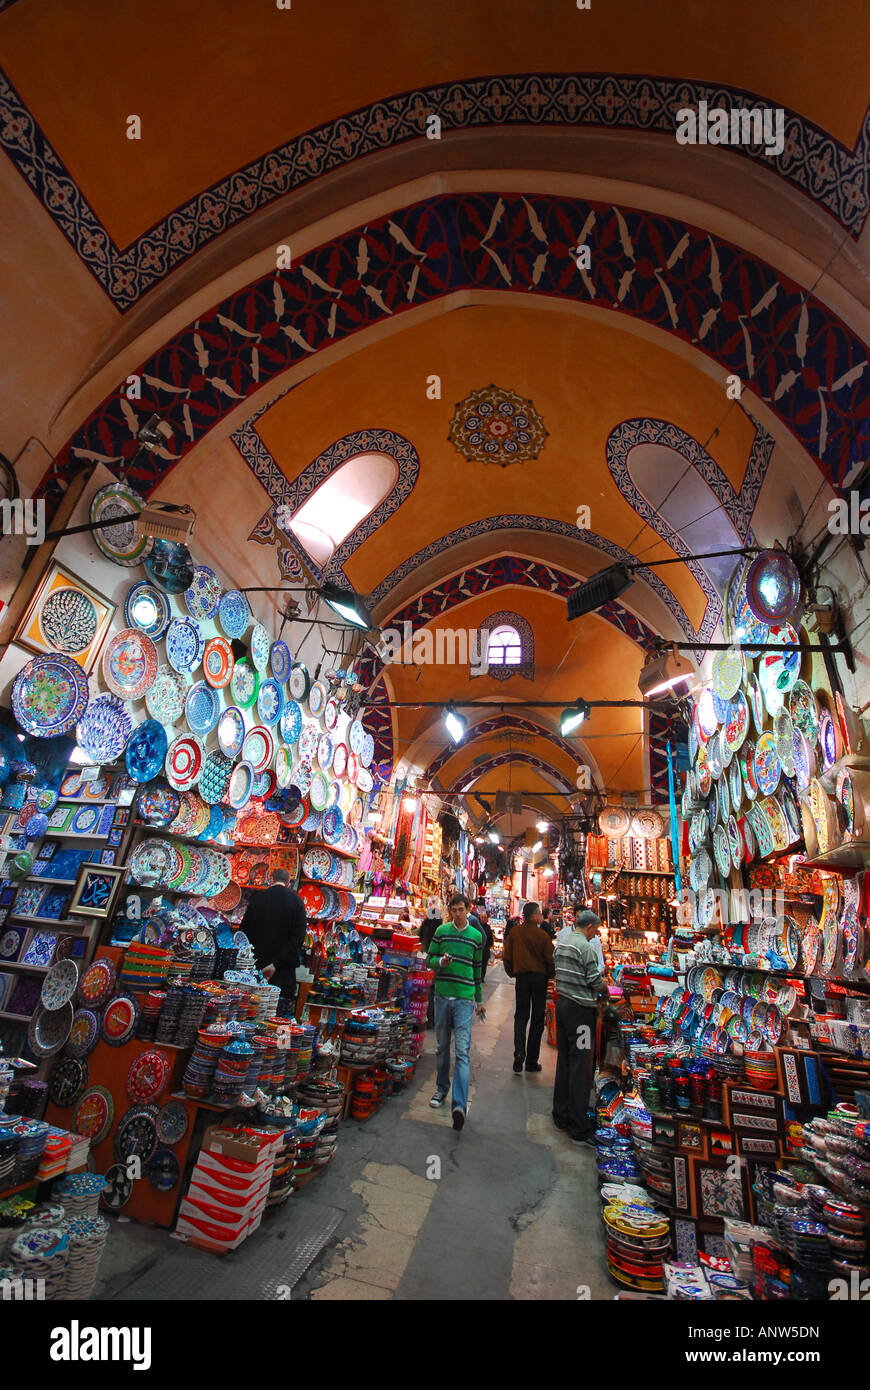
[{"left": 425, "top": 893, "right": 485, "bottom": 1131}]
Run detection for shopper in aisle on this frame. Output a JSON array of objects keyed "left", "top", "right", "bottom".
[
  {"left": 540, "top": 907, "right": 556, "bottom": 940},
  {"left": 552, "top": 909, "right": 605, "bottom": 1145},
  {"left": 503, "top": 900, "right": 554, "bottom": 1073},
  {"left": 419, "top": 901, "right": 443, "bottom": 1029},
  {"left": 239, "top": 867, "right": 308, "bottom": 1015},
  {"left": 472, "top": 904, "right": 494, "bottom": 982},
  {"left": 426, "top": 893, "right": 486, "bottom": 1131},
  {"left": 558, "top": 904, "right": 607, "bottom": 976}
]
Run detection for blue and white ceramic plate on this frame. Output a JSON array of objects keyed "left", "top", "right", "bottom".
[
  {"left": 124, "top": 581, "right": 171, "bottom": 639},
  {"left": 227, "top": 760, "right": 254, "bottom": 810},
  {"left": 269, "top": 641, "right": 291, "bottom": 683},
  {"left": 230, "top": 659, "right": 259, "bottom": 709},
  {"left": 126, "top": 720, "right": 169, "bottom": 783},
  {"left": 185, "top": 681, "right": 221, "bottom": 737},
  {"left": 166, "top": 617, "right": 204, "bottom": 674},
  {"left": 90, "top": 482, "right": 153, "bottom": 568},
  {"left": 218, "top": 589, "right": 250, "bottom": 639},
  {"left": 12, "top": 654, "right": 90, "bottom": 739},
  {"left": 199, "top": 751, "right": 234, "bottom": 806},
  {"left": 145, "top": 665, "right": 187, "bottom": 725},
  {"left": 280, "top": 699, "right": 303, "bottom": 744},
  {"left": 75, "top": 694, "right": 133, "bottom": 764},
  {"left": 257, "top": 678, "right": 283, "bottom": 727},
  {"left": 184, "top": 566, "right": 222, "bottom": 622},
  {"left": 250, "top": 623, "right": 270, "bottom": 673},
  {"left": 217, "top": 705, "right": 246, "bottom": 759}
]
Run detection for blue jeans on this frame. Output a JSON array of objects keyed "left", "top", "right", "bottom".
[{"left": 434, "top": 996, "right": 473, "bottom": 1113}]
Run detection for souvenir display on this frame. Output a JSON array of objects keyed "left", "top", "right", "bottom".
[
  {"left": 202, "top": 636, "right": 234, "bottom": 689},
  {"left": 27, "top": 1001, "right": 74, "bottom": 1056},
  {"left": 12, "top": 653, "right": 90, "bottom": 738},
  {"left": 184, "top": 565, "right": 222, "bottom": 621},
  {"left": 90, "top": 482, "right": 154, "bottom": 567},
  {"left": 218, "top": 589, "right": 251, "bottom": 638},
  {"left": 165, "top": 734, "right": 206, "bottom": 791},
  {"left": 231, "top": 658, "right": 259, "bottom": 709},
  {"left": 257, "top": 678, "right": 284, "bottom": 727},
  {"left": 76, "top": 693, "right": 133, "bottom": 764},
  {"left": 288, "top": 665, "right": 311, "bottom": 701},
  {"left": 101, "top": 628, "right": 159, "bottom": 700},
  {"left": 72, "top": 1085, "right": 115, "bottom": 1146},
  {"left": 269, "top": 640, "right": 291, "bottom": 683},
  {"left": 65, "top": 1009, "right": 101, "bottom": 1058},
  {"left": 185, "top": 680, "right": 221, "bottom": 737},
  {"left": 250, "top": 623, "right": 270, "bottom": 673}
]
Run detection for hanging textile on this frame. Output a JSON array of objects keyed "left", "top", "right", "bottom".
[{"left": 666, "top": 740, "right": 682, "bottom": 894}]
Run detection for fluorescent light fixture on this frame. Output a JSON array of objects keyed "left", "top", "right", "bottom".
[
  {"left": 638, "top": 645, "right": 696, "bottom": 698},
  {"left": 543, "top": 867, "right": 555, "bottom": 878},
  {"left": 567, "top": 564, "right": 632, "bottom": 620},
  {"left": 532, "top": 840, "right": 543, "bottom": 852},
  {"left": 134, "top": 502, "right": 196, "bottom": 543},
  {"left": 487, "top": 829, "right": 501, "bottom": 844},
  {"left": 319, "top": 582, "right": 373, "bottom": 630},
  {"left": 560, "top": 699, "right": 590, "bottom": 736},
  {"left": 536, "top": 820, "right": 549, "bottom": 833},
  {"left": 443, "top": 703, "right": 467, "bottom": 744}
]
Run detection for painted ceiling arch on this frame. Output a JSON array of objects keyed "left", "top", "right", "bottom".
[
  {"left": 447, "top": 751, "right": 575, "bottom": 795},
  {"left": 34, "top": 191, "right": 868, "bottom": 517},
  {"left": 425, "top": 714, "right": 595, "bottom": 785}
]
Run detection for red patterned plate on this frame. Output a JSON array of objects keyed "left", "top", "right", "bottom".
[
  {"left": 165, "top": 734, "right": 205, "bottom": 791},
  {"left": 202, "top": 636, "right": 234, "bottom": 690},
  {"left": 102, "top": 994, "right": 141, "bottom": 1047},
  {"left": 72, "top": 1084, "right": 114, "bottom": 1146},
  {"left": 347, "top": 750, "right": 359, "bottom": 783},
  {"left": 210, "top": 880, "right": 242, "bottom": 911},
  {"left": 126, "top": 1049, "right": 171, "bottom": 1104},
  {"left": 242, "top": 725, "right": 274, "bottom": 772},
  {"left": 102, "top": 628, "right": 159, "bottom": 700},
  {"left": 323, "top": 697, "right": 339, "bottom": 731},
  {"left": 298, "top": 883, "right": 326, "bottom": 916},
  {"left": 77, "top": 957, "right": 116, "bottom": 1010}
]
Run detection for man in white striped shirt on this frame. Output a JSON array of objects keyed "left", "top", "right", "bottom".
[{"left": 552, "top": 909, "right": 605, "bottom": 1146}]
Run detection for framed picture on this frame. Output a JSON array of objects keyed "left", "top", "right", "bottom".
[
  {"left": 99, "top": 850, "right": 117, "bottom": 866},
  {"left": 677, "top": 1120, "right": 707, "bottom": 1157},
  {"left": 709, "top": 1128, "right": 734, "bottom": 1159},
  {"left": 13, "top": 560, "right": 115, "bottom": 672},
  {"left": 112, "top": 808, "right": 129, "bottom": 827},
  {"left": 108, "top": 829, "right": 123, "bottom": 847},
  {"left": 690, "top": 1158, "right": 750, "bottom": 1222},
  {"left": 671, "top": 1154, "right": 691, "bottom": 1213},
  {"left": 736, "top": 1133, "right": 781, "bottom": 1159},
  {"left": 69, "top": 862, "right": 125, "bottom": 919},
  {"left": 652, "top": 1115, "right": 676, "bottom": 1149}
]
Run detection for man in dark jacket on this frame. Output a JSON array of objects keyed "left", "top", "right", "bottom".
[
  {"left": 419, "top": 903, "right": 442, "bottom": 1029},
  {"left": 503, "top": 900, "right": 555, "bottom": 1074},
  {"left": 470, "top": 905, "right": 493, "bottom": 981},
  {"left": 240, "top": 868, "right": 307, "bottom": 1015}
]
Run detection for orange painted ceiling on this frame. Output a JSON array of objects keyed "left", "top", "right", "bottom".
[{"left": 1, "top": 0, "right": 867, "bottom": 245}]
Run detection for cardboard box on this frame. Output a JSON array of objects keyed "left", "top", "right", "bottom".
[
  {"left": 203, "top": 1125, "right": 276, "bottom": 1164},
  {"left": 175, "top": 1213, "right": 249, "bottom": 1251},
  {"left": 180, "top": 1192, "right": 266, "bottom": 1234},
  {"left": 187, "top": 1174, "right": 271, "bottom": 1213},
  {"left": 196, "top": 1147, "right": 274, "bottom": 1184}
]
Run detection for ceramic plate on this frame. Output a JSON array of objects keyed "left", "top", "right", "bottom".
[
  {"left": 231, "top": 658, "right": 259, "bottom": 709},
  {"left": 12, "top": 653, "right": 90, "bottom": 738},
  {"left": 323, "top": 697, "right": 339, "bottom": 731},
  {"left": 145, "top": 664, "right": 188, "bottom": 724},
  {"left": 41, "top": 958, "right": 79, "bottom": 1010},
  {"left": 72, "top": 1084, "right": 114, "bottom": 1145},
  {"left": 199, "top": 750, "right": 234, "bottom": 805},
  {"left": 360, "top": 732, "right": 375, "bottom": 770},
  {"left": 130, "top": 838, "right": 174, "bottom": 887},
  {"left": 288, "top": 665, "right": 310, "bottom": 702},
  {"left": 102, "top": 994, "right": 140, "bottom": 1046},
  {"left": 75, "top": 693, "right": 133, "bottom": 763},
  {"left": 184, "top": 565, "right": 222, "bottom": 621},
  {"left": 165, "top": 734, "right": 206, "bottom": 790},
  {"left": 242, "top": 725, "right": 273, "bottom": 772},
  {"left": 250, "top": 624, "right": 270, "bottom": 673},
  {"left": 90, "top": 482, "right": 153, "bottom": 567},
  {"left": 308, "top": 681, "right": 328, "bottom": 718},
  {"left": 102, "top": 629, "right": 158, "bottom": 699},
  {"left": 712, "top": 649, "right": 744, "bottom": 700},
  {"left": 789, "top": 680, "right": 820, "bottom": 744},
  {"left": 217, "top": 705, "right": 246, "bottom": 759},
  {"left": 227, "top": 760, "right": 255, "bottom": 809},
  {"left": 166, "top": 617, "right": 203, "bottom": 674},
  {"left": 144, "top": 539, "right": 195, "bottom": 595},
  {"left": 723, "top": 692, "right": 749, "bottom": 753},
  {"left": 746, "top": 673, "right": 765, "bottom": 735},
  {"left": 280, "top": 700, "right": 303, "bottom": 744},
  {"left": 202, "top": 637, "right": 234, "bottom": 690},
  {"left": 269, "top": 641, "right": 291, "bottom": 684},
  {"left": 218, "top": 589, "right": 251, "bottom": 639},
  {"left": 753, "top": 731, "right": 781, "bottom": 797},
  {"left": 65, "top": 1008, "right": 100, "bottom": 1057},
  {"left": 124, "top": 580, "right": 171, "bottom": 638},
  {"left": 257, "top": 678, "right": 284, "bottom": 727},
  {"left": 773, "top": 709, "right": 796, "bottom": 776},
  {"left": 185, "top": 681, "right": 221, "bottom": 737},
  {"left": 126, "top": 719, "right": 169, "bottom": 783},
  {"left": 348, "top": 719, "right": 366, "bottom": 755}
]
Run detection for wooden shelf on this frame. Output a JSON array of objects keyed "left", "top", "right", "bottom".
[
  {"left": 44, "top": 832, "right": 110, "bottom": 841},
  {"left": 22, "top": 877, "right": 77, "bottom": 885},
  {"left": 8, "top": 915, "right": 94, "bottom": 932},
  {"left": 0, "top": 962, "right": 50, "bottom": 975},
  {"left": 0, "top": 1010, "right": 31, "bottom": 1022}
]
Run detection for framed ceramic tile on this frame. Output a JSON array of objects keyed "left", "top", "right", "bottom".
[
  {"left": 47, "top": 806, "right": 75, "bottom": 832},
  {"left": 35, "top": 843, "right": 55, "bottom": 864},
  {"left": 709, "top": 1128, "right": 734, "bottom": 1159},
  {"left": 13, "top": 885, "right": 46, "bottom": 918},
  {"left": 69, "top": 862, "right": 125, "bottom": 919},
  {"left": 690, "top": 1158, "right": 750, "bottom": 1222},
  {"left": 671, "top": 1216, "right": 698, "bottom": 1263},
  {"left": 736, "top": 1133, "right": 781, "bottom": 1159},
  {"left": 0, "top": 884, "right": 18, "bottom": 908},
  {"left": 13, "top": 560, "right": 115, "bottom": 672},
  {"left": 677, "top": 1120, "right": 707, "bottom": 1158},
  {"left": 652, "top": 1115, "right": 677, "bottom": 1149},
  {"left": 99, "top": 850, "right": 117, "bottom": 866},
  {"left": 20, "top": 931, "right": 57, "bottom": 967},
  {"left": 97, "top": 806, "right": 116, "bottom": 836},
  {"left": 671, "top": 1154, "right": 691, "bottom": 1213},
  {"left": 38, "top": 889, "right": 70, "bottom": 921},
  {"left": 0, "top": 925, "right": 27, "bottom": 962},
  {"left": 108, "top": 829, "right": 123, "bottom": 847},
  {"left": 112, "top": 808, "right": 130, "bottom": 827},
  {"left": 0, "top": 909, "right": 9, "bottom": 927}
]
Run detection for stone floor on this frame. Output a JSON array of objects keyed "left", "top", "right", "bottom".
[{"left": 92, "top": 976, "right": 613, "bottom": 1301}]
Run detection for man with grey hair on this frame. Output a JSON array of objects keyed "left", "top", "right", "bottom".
[
  {"left": 552, "top": 908, "right": 605, "bottom": 1145},
  {"left": 239, "top": 867, "right": 308, "bottom": 1014}
]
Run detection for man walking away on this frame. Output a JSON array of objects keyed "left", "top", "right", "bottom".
[
  {"left": 473, "top": 905, "right": 494, "bottom": 982},
  {"left": 240, "top": 867, "right": 308, "bottom": 1016},
  {"left": 426, "top": 893, "right": 485, "bottom": 1131},
  {"left": 419, "top": 900, "right": 442, "bottom": 1030},
  {"left": 503, "top": 901, "right": 554, "bottom": 1074},
  {"left": 552, "top": 909, "right": 605, "bottom": 1146}
]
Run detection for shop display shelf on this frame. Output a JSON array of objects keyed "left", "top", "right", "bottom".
[
  {"left": 804, "top": 840, "right": 870, "bottom": 873},
  {"left": 21, "top": 877, "right": 78, "bottom": 885},
  {"left": 819, "top": 754, "right": 870, "bottom": 795},
  {"left": 0, "top": 1010, "right": 31, "bottom": 1023},
  {"left": 306, "top": 841, "right": 360, "bottom": 858},
  {"left": 7, "top": 915, "right": 93, "bottom": 933},
  {"left": 0, "top": 961, "right": 50, "bottom": 974},
  {"left": 0, "top": 1178, "right": 40, "bottom": 1200},
  {"left": 130, "top": 822, "right": 239, "bottom": 851},
  {"left": 43, "top": 832, "right": 110, "bottom": 841}
]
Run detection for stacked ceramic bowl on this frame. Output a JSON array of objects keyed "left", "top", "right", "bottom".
[
  {"left": 9, "top": 1226, "right": 69, "bottom": 1300},
  {"left": 62, "top": 1215, "right": 110, "bottom": 1298},
  {"left": 53, "top": 1173, "right": 107, "bottom": 1219}
]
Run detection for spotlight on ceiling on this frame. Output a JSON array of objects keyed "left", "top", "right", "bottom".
[
  {"left": 319, "top": 582, "right": 373, "bottom": 630},
  {"left": 443, "top": 703, "right": 467, "bottom": 744},
  {"left": 638, "top": 645, "right": 696, "bottom": 698},
  {"left": 536, "top": 819, "right": 549, "bottom": 833},
  {"left": 560, "top": 699, "right": 591, "bottom": 736},
  {"left": 134, "top": 502, "right": 196, "bottom": 544},
  {"left": 543, "top": 867, "right": 555, "bottom": 878},
  {"left": 486, "top": 828, "right": 501, "bottom": 844},
  {"left": 532, "top": 840, "right": 543, "bottom": 853},
  {"left": 566, "top": 564, "right": 632, "bottom": 620}
]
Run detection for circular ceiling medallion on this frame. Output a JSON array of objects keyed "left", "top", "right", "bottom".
[{"left": 448, "top": 384, "right": 548, "bottom": 467}]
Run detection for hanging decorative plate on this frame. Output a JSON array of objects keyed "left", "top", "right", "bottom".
[
  {"left": 125, "top": 719, "right": 169, "bottom": 783},
  {"left": 355, "top": 767, "right": 374, "bottom": 794},
  {"left": 745, "top": 550, "right": 802, "bottom": 624},
  {"left": 789, "top": 680, "right": 820, "bottom": 744},
  {"left": 165, "top": 734, "right": 206, "bottom": 791},
  {"left": 165, "top": 617, "right": 203, "bottom": 675},
  {"left": 214, "top": 705, "right": 244, "bottom": 760},
  {"left": 722, "top": 692, "right": 749, "bottom": 754},
  {"left": 184, "top": 566, "right": 222, "bottom": 621},
  {"left": 242, "top": 725, "right": 274, "bottom": 772},
  {"left": 148, "top": 1147, "right": 181, "bottom": 1192},
  {"left": 202, "top": 637, "right": 234, "bottom": 690},
  {"left": 199, "top": 750, "right": 234, "bottom": 806},
  {"left": 269, "top": 640, "right": 291, "bottom": 684},
  {"left": 712, "top": 690, "right": 734, "bottom": 727},
  {"left": 309, "top": 771, "right": 331, "bottom": 811},
  {"left": 227, "top": 760, "right": 255, "bottom": 810},
  {"left": 217, "top": 589, "right": 250, "bottom": 639},
  {"left": 727, "top": 757, "right": 743, "bottom": 815},
  {"left": 780, "top": 785, "right": 802, "bottom": 843},
  {"left": 65, "top": 1008, "right": 100, "bottom": 1058},
  {"left": 745, "top": 674, "right": 765, "bottom": 737},
  {"left": 72, "top": 1085, "right": 114, "bottom": 1146},
  {"left": 712, "top": 824, "right": 730, "bottom": 878},
  {"left": 818, "top": 710, "right": 838, "bottom": 770},
  {"left": 731, "top": 594, "right": 769, "bottom": 654},
  {"left": 630, "top": 808, "right": 664, "bottom": 840},
  {"left": 322, "top": 696, "right": 340, "bottom": 732},
  {"left": 201, "top": 804, "right": 225, "bottom": 842},
  {"left": 346, "top": 750, "right": 359, "bottom": 786},
  {"left": 697, "top": 686, "right": 719, "bottom": 738},
  {"left": 274, "top": 745, "right": 293, "bottom": 790},
  {"left": 127, "top": 1049, "right": 171, "bottom": 1105},
  {"left": 78, "top": 958, "right": 116, "bottom": 1009},
  {"left": 257, "top": 678, "right": 284, "bottom": 727},
  {"left": 41, "top": 958, "right": 79, "bottom": 1011},
  {"left": 321, "top": 803, "right": 345, "bottom": 844},
  {"left": 113, "top": 1106, "right": 159, "bottom": 1165},
  {"left": 12, "top": 653, "right": 90, "bottom": 738},
  {"left": 145, "top": 665, "right": 187, "bottom": 725},
  {"left": 124, "top": 581, "right": 171, "bottom": 639},
  {"left": 279, "top": 796, "right": 308, "bottom": 829},
  {"left": 717, "top": 776, "right": 730, "bottom": 828},
  {"left": 298, "top": 722, "right": 320, "bottom": 761},
  {"left": 758, "top": 659, "right": 785, "bottom": 719},
  {"left": 316, "top": 733, "right": 333, "bottom": 770},
  {"left": 288, "top": 665, "right": 311, "bottom": 701},
  {"left": 712, "top": 649, "right": 744, "bottom": 700},
  {"left": 750, "top": 803, "right": 775, "bottom": 858},
  {"left": 705, "top": 731, "right": 723, "bottom": 781},
  {"left": 330, "top": 741, "right": 349, "bottom": 779},
  {"left": 753, "top": 732, "right": 781, "bottom": 797},
  {"left": 130, "top": 838, "right": 174, "bottom": 887},
  {"left": 348, "top": 718, "right": 366, "bottom": 755},
  {"left": 773, "top": 709, "right": 795, "bottom": 776},
  {"left": 308, "top": 681, "right": 328, "bottom": 719},
  {"left": 156, "top": 1099, "right": 189, "bottom": 1147},
  {"left": 280, "top": 699, "right": 303, "bottom": 745},
  {"left": 184, "top": 681, "right": 221, "bottom": 737},
  {"left": 230, "top": 658, "right": 259, "bottom": 709},
  {"left": 102, "top": 993, "right": 141, "bottom": 1046},
  {"left": 792, "top": 728, "right": 814, "bottom": 791},
  {"left": 144, "top": 539, "right": 195, "bottom": 595},
  {"left": 809, "top": 778, "right": 839, "bottom": 855},
  {"left": 360, "top": 732, "right": 375, "bottom": 770},
  {"left": 762, "top": 796, "right": 789, "bottom": 852},
  {"left": 251, "top": 769, "right": 277, "bottom": 800},
  {"left": 248, "top": 623, "right": 269, "bottom": 673},
  {"left": 101, "top": 1163, "right": 134, "bottom": 1211},
  {"left": 819, "top": 878, "right": 840, "bottom": 975},
  {"left": 289, "top": 761, "right": 312, "bottom": 797},
  {"left": 840, "top": 878, "right": 860, "bottom": 975},
  {"left": 837, "top": 767, "right": 860, "bottom": 836},
  {"left": 303, "top": 847, "right": 332, "bottom": 881},
  {"left": 740, "top": 814, "right": 756, "bottom": 862},
  {"left": 696, "top": 745, "right": 711, "bottom": 798},
  {"left": 90, "top": 482, "right": 153, "bottom": 567},
  {"left": 48, "top": 1054, "right": 88, "bottom": 1109},
  {"left": 800, "top": 915, "right": 820, "bottom": 974},
  {"left": 27, "top": 1001, "right": 74, "bottom": 1057},
  {"left": 75, "top": 693, "right": 133, "bottom": 764}
]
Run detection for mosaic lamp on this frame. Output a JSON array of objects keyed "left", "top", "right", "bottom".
[{"left": 745, "top": 550, "right": 801, "bottom": 625}]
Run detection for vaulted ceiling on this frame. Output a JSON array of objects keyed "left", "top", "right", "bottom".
[{"left": 1, "top": 0, "right": 867, "bottom": 826}]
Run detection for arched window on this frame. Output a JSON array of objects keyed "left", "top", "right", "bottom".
[
  {"left": 277, "top": 453, "right": 398, "bottom": 566},
  {"left": 472, "top": 611, "right": 534, "bottom": 682}
]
